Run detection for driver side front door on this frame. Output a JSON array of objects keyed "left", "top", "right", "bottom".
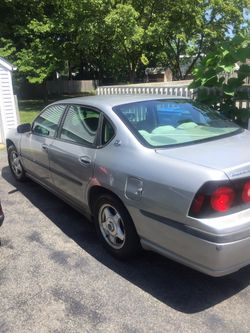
[{"left": 20, "top": 104, "right": 66, "bottom": 185}]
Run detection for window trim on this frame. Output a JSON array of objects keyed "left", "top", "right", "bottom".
[
  {"left": 97, "top": 114, "right": 116, "bottom": 148},
  {"left": 56, "top": 104, "right": 102, "bottom": 148},
  {"left": 31, "top": 104, "right": 67, "bottom": 139},
  {"left": 31, "top": 102, "right": 117, "bottom": 148}
]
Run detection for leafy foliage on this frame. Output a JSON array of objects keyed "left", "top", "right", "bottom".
[
  {"left": 190, "top": 34, "right": 250, "bottom": 124},
  {"left": 0, "top": 0, "right": 248, "bottom": 84}
]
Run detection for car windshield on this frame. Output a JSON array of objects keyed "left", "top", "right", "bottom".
[{"left": 113, "top": 99, "right": 241, "bottom": 148}]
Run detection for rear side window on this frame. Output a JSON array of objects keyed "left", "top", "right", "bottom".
[
  {"left": 60, "top": 105, "right": 100, "bottom": 145},
  {"left": 101, "top": 117, "right": 115, "bottom": 145},
  {"left": 32, "top": 104, "right": 65, "bottom": 137}
]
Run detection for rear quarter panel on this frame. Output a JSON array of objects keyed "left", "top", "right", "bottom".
[{"left": 92, "top": 118, "right": 228, "bottom": 239}]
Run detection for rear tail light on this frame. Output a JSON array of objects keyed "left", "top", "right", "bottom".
[
  {"left": 210, "top": 187, "right": 235, "bottom": 212},
  {"left": 190, "top": 194, "right": 205, "bottom": 214},
  {"left": 189, "top": 179, "right": 250, "bottom": 218},
  {"left": 242, "top": 181, "right": 250, "bottom": 203}
]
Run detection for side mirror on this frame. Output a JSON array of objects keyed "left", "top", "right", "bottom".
[{"left": 17, "top": 123, "right": 31, "bottom": 133}]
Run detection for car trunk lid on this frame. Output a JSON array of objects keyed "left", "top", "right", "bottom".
[{"left": 155, "top": 130, "right": 250, "bottom": 180}]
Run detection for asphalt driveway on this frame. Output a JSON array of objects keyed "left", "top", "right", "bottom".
[{"left": 0, "top": 151, "right": 250, "bottom": 333}]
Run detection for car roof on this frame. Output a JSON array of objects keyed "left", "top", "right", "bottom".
[{"left": 51, "top": 94, "right": 190, "bottom": 109}]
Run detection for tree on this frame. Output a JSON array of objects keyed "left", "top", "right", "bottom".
[
  {"left": 147, "top": 0, "right": 249, "bottom": 79},
  {"left": 189, "top": 33, "right": 250, "bottom": 125},
  {"left": 0, "top": 0, "right": 248, "bottom": 84}
]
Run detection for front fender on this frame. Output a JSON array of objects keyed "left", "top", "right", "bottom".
[{"left": 6, "top": 128, "right": 22, "bottom": 153}]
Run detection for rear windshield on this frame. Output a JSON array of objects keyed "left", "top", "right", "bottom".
[{"left": 113, "top": 99, "right": 241, "bottom": 148}]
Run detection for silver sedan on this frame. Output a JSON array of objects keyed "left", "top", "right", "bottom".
[{"left": 6, "top": 95, "right": 250, "bottom": 276}]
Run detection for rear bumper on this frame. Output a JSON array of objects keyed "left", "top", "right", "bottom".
[
  {"left": 135, "top": 210, "right": 250, "bottom": 277},
  {"left": 141, "top": 236, "right": 250, "bottom": 277}
]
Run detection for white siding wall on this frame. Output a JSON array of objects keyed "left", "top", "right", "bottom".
[{"left": 0, "top": 66, "right": 18, "bottom": 143}]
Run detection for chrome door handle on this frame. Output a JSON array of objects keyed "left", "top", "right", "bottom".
[{"left": 79, "top": 156, "right": 92, "bottom": 165}]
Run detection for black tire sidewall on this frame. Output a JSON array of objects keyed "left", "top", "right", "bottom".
[
  {"left": 8, "top": 145, "right": 26, "bottom": 181},
  {"left": 93, "top": 194, "right": 140, "bottom": 258}
]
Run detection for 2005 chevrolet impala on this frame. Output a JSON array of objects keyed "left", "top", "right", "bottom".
[{"left": 6, "top": 95, "right": 250, "bottom": 276}]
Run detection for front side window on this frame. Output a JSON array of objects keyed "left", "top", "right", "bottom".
[
  {"left": 113, "top": 100, "right": 241, "bottom": 148},
  {"left": 60, "top": 105, "right": 100, "bottom": 145},
  {"left": 32, "top": 104, "right": 65, "bottom": 137}
]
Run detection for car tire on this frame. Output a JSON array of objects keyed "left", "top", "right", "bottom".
[
  {"left": 93, "top": 194, "right": 141, "bottom": 259},
  {"left": 8, "top": 145, "right": 26, "bottom": 181}
]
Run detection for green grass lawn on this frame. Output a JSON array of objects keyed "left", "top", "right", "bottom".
[
  {"left": 18, "top": 92, "right": 96, "bottom": 124},
  {"left": 20, "top": 111, "right": 40, "bottom": 124},
  {"left": 19, "top": 100, "right": 47, "bottom": 124}
]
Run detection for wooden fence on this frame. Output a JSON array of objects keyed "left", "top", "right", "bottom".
[{"left": 47, "top": 80, "right": 97, "bottom": 95}]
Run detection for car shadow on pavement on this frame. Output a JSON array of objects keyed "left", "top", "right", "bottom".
[{"left": 2, "top": 165, "right": 250, "bottom": 314}]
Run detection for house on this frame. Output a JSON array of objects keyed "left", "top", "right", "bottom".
[{"left": 0, "top": 57, "right": 19, "bottom": 144}]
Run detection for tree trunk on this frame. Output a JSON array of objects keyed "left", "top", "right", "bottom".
[
  {"left": 129, "top": 60, "right": 139, "bottom": 83},
  {"left": 42, "top": 81, "right": 48, "bottom": 103},
  {"left": 129, "top": 69, "right": 136, "bottom": 83},
  {"left": 79, "top": 58, "right": 84, "bottom": 79}
]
